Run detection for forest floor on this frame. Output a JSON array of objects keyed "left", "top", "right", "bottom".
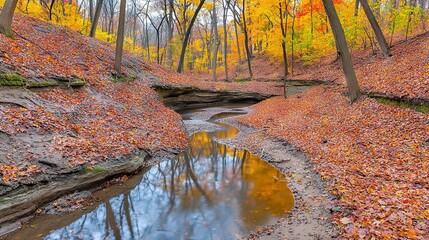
[
  {"left": 192, "top": 33, "right": 429, "bottom": 239},
  {"left": 0, "top": 13, "right": 428, "bottom": 239}
]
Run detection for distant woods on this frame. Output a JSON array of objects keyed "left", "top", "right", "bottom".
[{"left": 1, "top": 0, "right": 429, "bottom": 100}]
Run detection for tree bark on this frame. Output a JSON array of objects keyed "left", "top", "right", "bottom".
[
  {"left": 291, "top": 0, "right": 296, "bottom": 75},
  {"left": 0, "top": 0, "right": 19, "bottom": 36},
  {"left": 279, "top": 2, "right": 288, "bottom": 79},
  {"left": 114, "top": 0, "right": 126, "bottom": 75},
  {"left": 212, "top": 2, "right": 219, "bottom": 81},
  {"left": 359, "top": 0, "right": 390, "bottom": 57},
  {"left": 89, "top": 0, "right": 94, "bottom": 22},
  {"left": 166, "top": 0, "right": 174, "bottom": 67},
  {"left": 279, "top": 1, "right": 289, "bottom": 98},
  {"left": 322, "top": 0, "right": 361, "bottom": 103},
  {"left": 222, "top": 0, "right": 229, "bottom": 81},
  {"left": 242, "top": 0, "right": 253, "bottom": 78},
  {"left": 89, "top": 0, "right": 103, "bottom": 37},
  {"left": 177, "top": 0, "right": 206, "bottom": 73}
]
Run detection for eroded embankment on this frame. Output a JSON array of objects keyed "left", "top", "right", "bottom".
[
  {"left": 232, "top": 86, "right": 429, "bottom": 239},
  {"left": 0, "top": 82, "right": 187, "bottom": 229},
  {"left": 183, "top": 106, "right": 338, "bottom": 239},
  {"left": 0, "top": 82, "right": 283, "bottom": 233}
]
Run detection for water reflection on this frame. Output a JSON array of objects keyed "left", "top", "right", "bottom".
[{"left": 7, "top": 118, "right": 294, "bottom": 240}]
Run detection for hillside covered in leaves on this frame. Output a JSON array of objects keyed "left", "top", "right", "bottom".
[{"left": 0, "top": 14, "right": 190, "bottom": 191}]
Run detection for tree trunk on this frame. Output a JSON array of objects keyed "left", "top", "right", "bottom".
[
  {"left": 291, "top": 0, "right": 296, "bottom": 75},
  {"left": 212, "top": 2, "right": 219, "bottom": 81},
  {"left": 359, "top": 0, "right": 390, "bottom": 57},
  {"left": 322, "top": 0, "right": 361, "bottom": 103},
  {"left": 354, "top": 0, "right": 360, "bottom": 16},
  {"left": 114, "top": 0, "right": 126, "bottom": 75},
  {"left": 49, "top": 0, "right": 56, "bottom": 21},
  {"left": 242, "top": 0, "right": 253, "bottom": 78},
  {"left": 279, "top": 1, "right": 289, "bottom": 98},
  {"left": 279, "top": 2, "right": 288, "bottom": 79},
  {"left": 222, "top": 0, "right": 229, "bottom": 81},
  {"left": 177, "top": 0, "right": 206, "bottom": 73},
  {"left": 166, "top": 0, "right": 174, "bottom": 67},
  {"left": 89, "top": 0, "right": 103, "bottom": 37},
  {"left": 89, "top": 0, "right": 94, "bottom": 22},
  {"left": 233, "top": 18, "right": 242, "bottom": 63},
  {"left": 0, "top": 0, "right": 19, "bottom": 36}
]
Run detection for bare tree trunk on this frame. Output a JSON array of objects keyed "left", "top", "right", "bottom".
[
  {"left": 242, "top": 0, "right": 253, "bottom": 78},
  {"left": 279, "top": 1, "right": 289, "bottom": 98},
  {"left": 89, "top": 0, "right": 94, "bottom": 22},
  {"left": 166, "top": 0, "right": 174, "bottom": 67},
  {"left": 279, "top": 2, "right": 288, "bottom": 79},
  {"left": 354, "top": 0, "right": 360, "bottom": 16},
  {"left": 222, "top": 0, "right": 229, "bottom": 81},
  {"left": 89, "top": 0, "right": 103, "bottom": 37},
  {"left": 291, "top": 0, "right": 296, "bottom": 75},
  {"left": 48, "top": 0, "right": 56, "bottom": 21},
  {"left": 114, "top": 0, "right": 126, "bottom": 75},
  {"left": 233, "top": 18, "right": 241, "bottom": 63},
  {"left": 212, "top": 1, "right": 219, "bottom": 81},
  {"left": 322, "top": 0, "right": 361, "bottom": 103},
  {"left": 177, "top": 0, "right": 206, "bottom": 73},
  {"left": 359, "top": 0, "right": 390, "bottom": 57},
  {"left": 0, "top": 0, "right": 19, "bottom": 36},
  {"left": 145, "top": 1, "right": 150, "bottom": 61}
]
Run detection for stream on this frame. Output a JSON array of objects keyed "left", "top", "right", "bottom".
[{"left": 5, "top": 104, "right": 294, "bottom": 240}]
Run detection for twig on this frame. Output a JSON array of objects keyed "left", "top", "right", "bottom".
[{"left": 12, "top": 30, "right": 57, "bottom": 58}]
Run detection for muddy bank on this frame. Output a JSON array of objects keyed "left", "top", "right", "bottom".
[
  {"left": 214, "top": 111, "right": 338, "bottom": 239},
  {"left": 0, "top": 81, "right": 187, "bottom": 228},
  {"left": 154, "top": 83, "right": 316, "bottom": 110},
  {"left": 180, "top": 106, "right": 338, "bottom": 239}
]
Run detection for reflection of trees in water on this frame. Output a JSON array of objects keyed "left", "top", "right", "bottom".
[{"left": 45, "top": 124, "right": 293, "bottom": 239}]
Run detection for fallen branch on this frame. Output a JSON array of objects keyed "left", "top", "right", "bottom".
[{"left": 12, "top": 30, "right": 57, "bottom": 58}]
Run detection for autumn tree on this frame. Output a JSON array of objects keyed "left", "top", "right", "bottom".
[
  {"left": 359, "top": 0, "right": 390, "bottom": 57},
  {"left": 211, "top": 0, "right": 220, "bottom": 80},
  {"left": 241, "top": 0, "right": 253, "bottom": 78},
  {"left": 114, "top": 0, "right": 126, "bottom": 75},
  {"left": 177, "top": 0, "right": 206, "bottom": 73},
  {"left": 89, "top": 0, "right": 104, "bottom": 37},
  {"left": 221, "top": 0, "right": 229, "bottom": 81},
  {"left": 0, "top": 0, "right": 19, "bottom": 36},
  {"left": 147, "top": 11, "right": 167, "bottom": 64},
  {"left": 322, "top": 0, "right": 361, "bottom": 103},
  {"left": 279, "top": 0, "right": 289, "bottom": 97}
]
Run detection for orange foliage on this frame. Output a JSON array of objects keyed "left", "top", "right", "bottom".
[
  {"left": 0, "top": 14, "right": 187, "bottom": 182},
  {"left": 236, "top": 87, "right": 429, "bottom": 239}
]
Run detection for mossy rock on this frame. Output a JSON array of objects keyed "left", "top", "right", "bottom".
[
  {"left": 79, "top": 166, "right": 105, "bottom": 175},
  {"left": 26, "top": 80, "right": 59, "bottom": 88},
  {"left": 374, "top": 97, "right": 429, "bottom": 113},
  {"left": 112, "top": 75, "right": 137, "bottom": 83},
  {"left": 0, "top": 74, "right": 26, "bottom": 86},
  {"left": 69, "top": 78, "right": 86, "bottom": 87}
]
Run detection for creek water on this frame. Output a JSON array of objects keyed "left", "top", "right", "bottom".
[{"left": 6, "top": 105, "right": 294, "bottom": 240}]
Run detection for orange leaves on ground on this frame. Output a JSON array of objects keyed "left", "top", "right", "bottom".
[
  {"left": 236, "top": 86, "right": 429, "bottom": 239},
  {"left": 0, "top": 14, "right": 187, "bottom": 172},
  {"left": 0, "top": 164, "right": 39, "bottom": 182}
]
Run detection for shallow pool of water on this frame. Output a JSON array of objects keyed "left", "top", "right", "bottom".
[{"left": 6, "top": 107, "right": 294, "bottom": 240}]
